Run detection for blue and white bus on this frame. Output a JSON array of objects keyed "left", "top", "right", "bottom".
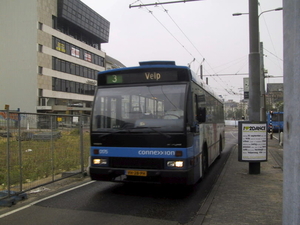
[
  {"left": 267, "top": 111, "right": 283, "bottom": 132},
  {"left": 88, "top": 61, "right": 225, "bottom": 185}
]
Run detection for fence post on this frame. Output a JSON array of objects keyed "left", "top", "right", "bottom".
[
  {"left": 51, "top": 115, "right": 55, "bottom": 182},
  {"left": 6, "top": 108, "right": 11, "bottom": 196},
  {"left": 79, "top": 114, "right": 84, "bottom": 175},
  {"left": 18, "top": 112, "right": 23, "bottom": 192}
]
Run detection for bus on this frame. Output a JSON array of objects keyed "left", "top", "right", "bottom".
[
  {"left": 267, "top": 111, "right": 283, "bottom": 132},
  {"left": 88, "top": 61, "right": 225, "bottom": 185}
]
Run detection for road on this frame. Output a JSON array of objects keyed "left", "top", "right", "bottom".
[{"left": 0, "top": 127, "right": 238, "bottom": 225}]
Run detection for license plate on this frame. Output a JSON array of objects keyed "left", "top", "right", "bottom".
[{"left": 126, "top": 170, "right": 147, "bottom": 177}]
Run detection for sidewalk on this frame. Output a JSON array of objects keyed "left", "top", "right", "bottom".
[{"left": 194, "top": 135, "right": 283, "bottom": 225}]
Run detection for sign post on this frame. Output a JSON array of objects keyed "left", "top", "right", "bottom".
[
  {"left": 243, "top": 77, "right": 249, "bottom": 99},
  {"left": 238, "top": 121, "right": 268, "bottom": 174}
]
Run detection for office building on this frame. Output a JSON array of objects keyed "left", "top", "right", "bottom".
[{"left": 0, "top": 0, "right": 114, "bottom": 115}]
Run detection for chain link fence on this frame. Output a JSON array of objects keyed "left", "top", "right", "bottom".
[{"left": 0, "top": 111, "right": 90, "bottom": 198}]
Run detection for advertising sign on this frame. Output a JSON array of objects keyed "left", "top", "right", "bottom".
[
  {"left": 71, "top": 47, "right": 80, "bottom": 58},
  {"left": 238, "top": 121, "right": 268, "bottom": 162}
]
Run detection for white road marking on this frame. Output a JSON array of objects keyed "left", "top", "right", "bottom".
[{"left": 0, "top": 181, "right": 95, "bottom": 219}]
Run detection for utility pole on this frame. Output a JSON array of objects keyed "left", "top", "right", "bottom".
[
  {"left": 248, "top": 0, "right": 261, "bottom": 174},
  {"left": 199, "top": 64, "right": 203, "bottom": 80}
]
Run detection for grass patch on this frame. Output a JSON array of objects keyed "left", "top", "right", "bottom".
[{"left": 0, "top": 130, "right": 90, "bottom": 190}]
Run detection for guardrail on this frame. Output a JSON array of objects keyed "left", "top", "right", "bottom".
[{"left": 0, "top": 111, "right": 90, "bottom": 200}]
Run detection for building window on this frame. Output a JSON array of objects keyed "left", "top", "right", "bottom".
[
  {"left": 61, "top": 61, "right": 66, "bottom": 73},
  {"left": 75, "top": 65, "right": 80, "bottom": 76},
  {"left": 38, "top": 44, "right": 43, "bottom": 52},
  {"left": 71, "top": 46, "right": 80, "bottom": 58},
  {"left": 70, "top": 63, "right": 75, "bottom": 75},
  {"left": 38, "top": 66, "right": 43, "bottom": 75},
  {"left": 55, "top": 40, "right": 66, "bottom": 53},
  {"left": 38, "top": 22, "right": 43, "bottom": 30},
  {"left": 38, "top": 89, "right": 43, "bottom": 97},
  {"left": 83, "top": 67, "right": 88, "bottom": 77},
  {"left": 52, "top": 16, "right": 57, "bottom": 29}
]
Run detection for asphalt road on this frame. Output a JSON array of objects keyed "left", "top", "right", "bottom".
[{"left": 0, "top": 127, "right": 238, "bottom": 225}]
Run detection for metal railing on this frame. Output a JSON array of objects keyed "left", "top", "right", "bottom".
[{"left": 0, "top": 111, "right": 90, "bottom": 198}]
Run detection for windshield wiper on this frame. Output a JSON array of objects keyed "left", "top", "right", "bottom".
[
  {"left": 98, "top": 128, "right": 132, "bottom": 138},
  {"left": 134, "top": 126, "right": 171, "bottom": 138}
]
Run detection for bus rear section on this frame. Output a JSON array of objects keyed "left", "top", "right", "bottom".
[{"left": 267, "top": 111, "right": 283, "bottom": 132}]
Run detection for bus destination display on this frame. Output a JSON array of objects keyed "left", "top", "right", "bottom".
[{"left": 106, "top": 71, "right": 178, "bottom": 84}]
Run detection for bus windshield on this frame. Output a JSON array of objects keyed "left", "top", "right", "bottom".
[{"left": 92, "top": 84, "right": 186, "bottom": 132}]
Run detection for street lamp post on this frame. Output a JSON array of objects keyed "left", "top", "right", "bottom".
[
  {"left": 233, "top": 7, "right": 283, "bottom": 124},
  {"left": 233, "top": 7, "right": 283, "bottom": 17},
  {"left": 258, "top": 7, "right": 282, "bottom": 123}
]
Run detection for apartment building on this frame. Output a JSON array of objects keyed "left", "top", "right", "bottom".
[{"left": 0, "top": 0, "right": 112, "bottom": 115}]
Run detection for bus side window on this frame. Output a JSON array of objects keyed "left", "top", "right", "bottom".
[
  {"left": 197, "top": 107, "right": 206, "bottom": 123},
  {"left": 195, "top": 94, "right": 206, "bottom": 123}
]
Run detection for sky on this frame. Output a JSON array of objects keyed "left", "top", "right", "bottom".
[{"left": 81, "top": 0, "right": 283, "bottom": 101}]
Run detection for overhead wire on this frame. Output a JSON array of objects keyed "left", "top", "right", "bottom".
[
  {"left": 259, "top": 4, "right": 283, "bottom": 73},
  {"left": 136, "top": 0, "right": 199, "bottom": 63},
  {"left": 157, "top": 0, "right": 206, "bottom": 62},
  {"left": 263, "top": 48, "right": 283, "bottom": 61},
  {"left": 131, "top": 0, "right": 241, "bottom": 96},
  {"left": 156, "top": 0, "right": 236, "bottom": 95}
]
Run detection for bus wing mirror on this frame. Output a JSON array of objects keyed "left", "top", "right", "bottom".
[{"left": 197, "top": 107, "right": 206, "bottom": 123}]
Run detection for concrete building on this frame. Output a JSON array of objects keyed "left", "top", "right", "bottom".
[
  {"left": 0, "top": 0, "right": 114, "bottom": 115},
  {"left": 105, "top": 55, "right": 126, "bottom": 70},
  {"left": 224, "top": 99, "right": 248, "bottom": 120},
  {"left": 266, "top": 83, "right": 284, "bottom": 111}
]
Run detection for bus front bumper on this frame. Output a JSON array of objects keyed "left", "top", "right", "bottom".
[{"left": 89, "top": 167, "right": 195, "bottom": 185}]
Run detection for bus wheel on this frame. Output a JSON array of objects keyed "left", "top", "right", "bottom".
[
  {"left": 202, "top": 148, "right": 208, "bottom": 177},
  {"left": 217, "top": 137, "right": 222, "bottom": 159}
]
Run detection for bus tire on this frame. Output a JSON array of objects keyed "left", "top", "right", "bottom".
[
  {"left": 202, "top": 145, "right": 208, "bottom": 177},
  {"left": 217, "top": 136, "right": 222, "bottom": 159}
]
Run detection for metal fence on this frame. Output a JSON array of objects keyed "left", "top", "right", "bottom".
[{"left": 0, "top": 111, "right": 90, "bottom": 198}]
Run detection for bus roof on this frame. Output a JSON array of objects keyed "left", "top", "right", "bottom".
[{"left": 100, "top": 61, "right": 189, "bottom": 74}]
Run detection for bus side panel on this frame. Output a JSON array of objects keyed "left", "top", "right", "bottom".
[
  {"left": 192, "top": 134, "right": 201, "bottom": 183},
  {"left": 203, "top": 123, "right": 224, "bottom": 167}
]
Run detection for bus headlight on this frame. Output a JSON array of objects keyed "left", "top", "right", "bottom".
[
  {"left": 93, "top": 158, "right": 108, "bottom": 165},
  {"left": 167, "top": 161, "right": 184, "bottom": 168}
]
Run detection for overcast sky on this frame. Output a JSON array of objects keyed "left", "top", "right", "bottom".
[{"left": 81, "top": 0, "right": 283, "bottom": 101}]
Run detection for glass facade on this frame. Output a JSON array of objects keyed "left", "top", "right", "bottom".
[
  {"left": 52, "top": 77, "right": 95, "bottom": 96},
  {"left": 57, "top": 0, "right": 110, "bottom": 43}
]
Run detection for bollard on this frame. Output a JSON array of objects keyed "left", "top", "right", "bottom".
[{"left": 280, "top": 132, "right": 284, "bottom": 146}]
